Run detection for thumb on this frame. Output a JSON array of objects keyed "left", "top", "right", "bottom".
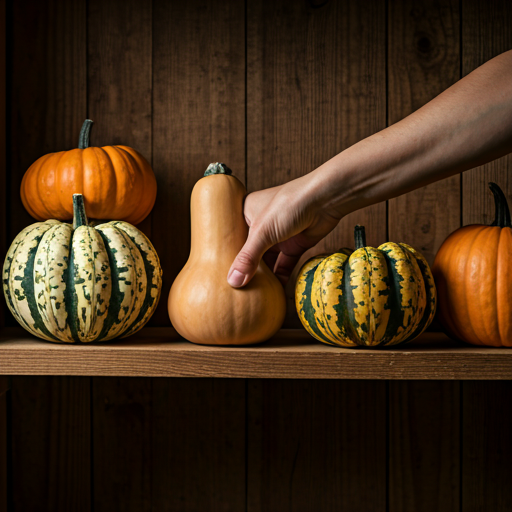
[{"left": 227, "top": 227, "right": 272, "bottom": 288}]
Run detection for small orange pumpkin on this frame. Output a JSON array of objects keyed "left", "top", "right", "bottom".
[
  {"left": 20, "top": 120, "right": 157, "bottom": 224},
  {"left": 432, "top": 182, "right": 512, "bottom": 347}
]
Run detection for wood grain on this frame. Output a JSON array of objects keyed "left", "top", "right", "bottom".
[
  {"left": 86, "top": 5, "right": 153, "bottom": 509},
  {"left": 247, "top": 0, "right": 387, "bottom": 327},
  {"left": 8, "top": 0, "right": 86, "bottom": 317},
  {"left": 0, "top": 377, "right": 9, "bottom": 512},
  {"left": 389, "top": 381, "right": 460, "bottom": 512},
  {"left": 93, "top": 377, "right": 152, "bottom": 512},
  {"left": 387, "top": 0, "right": 460, "bottom": 265},
  {"left": 151, "top": 378, "right": 246, "bottom": 511},
  {"left": 11, "top": 376, "right": 91, "bottom": 512},
  {"left": 387, "top": 4, "right": 461, "bottom": 511},
  {"left": 87, "top": 0, "right": 152, "bottom": 238},
  {"left": 460, "top": 3, "right": 512, "bottom": 510},
  {"left": 462, "top": 0, "right": 512, "bottom": 226},
  {"left": 152, "top": 0, "right": 245, "bottom": 325},
  {"left": 462, "top": 382, "right": 512, "bottom": 511},
  {"left": 1, "top": 328, "right": 510, "bottom": 379},
  {"left": 7, "top": 3, "right": 90, "bottom": 511},
  {"left": 247, "top": 380, "right": 386, "bottom": 512},
  {"left": 92, "top": 377, "right": 246, "bottom": 512},
  {"left": 0, "top": 0, "right": 6, "bottom": 330}
]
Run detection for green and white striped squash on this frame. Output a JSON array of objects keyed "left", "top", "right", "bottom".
[
  {"left": 295, "top": 225, "right": 436, "bottom": 348},
  {"left": 3, "top": 194, "right": 162, "bottom": 343}
]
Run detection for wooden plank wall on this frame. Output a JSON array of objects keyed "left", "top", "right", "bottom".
[
  {"left": 2, "top": 0, "right": 512, "bottom": 511},
  {"left": 0, "top": 1, "right": 9, "bottom": 510},
  {"left": 387, "top": 3, "right": 461, "bottom": 511}
]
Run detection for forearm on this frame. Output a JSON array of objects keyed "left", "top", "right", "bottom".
[{"left": 307, "top": 50, "right": 512, "bottom": 218}]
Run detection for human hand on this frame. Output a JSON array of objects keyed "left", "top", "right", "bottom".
[{"left": 227, "top": 175, "right": 342, "bottom": 288}]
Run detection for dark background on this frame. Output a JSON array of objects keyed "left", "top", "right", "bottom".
[{"left": 1, "top": 0, "right": 512, "bottom": 510}]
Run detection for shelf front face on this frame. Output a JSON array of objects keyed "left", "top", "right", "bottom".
[{"left": 0, "top": 327, "right": 511, "bottom": 379}]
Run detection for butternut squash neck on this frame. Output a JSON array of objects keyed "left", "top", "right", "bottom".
[{"left": 189, "top": 165, "right": 248, "bottom": 262}]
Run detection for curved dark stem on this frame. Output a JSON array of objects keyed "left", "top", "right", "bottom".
[
  {"left": 73, "top": 194, "right": 89, "bottom": 230},
  {"left": 354, "top": 225, "right": 366, "bottom": 249},
  {"left": 78, "top": 119, "right": 94, "bottom": 149},
  {"left": 489, "top": 182, "right": 511, "bottom": 227}
]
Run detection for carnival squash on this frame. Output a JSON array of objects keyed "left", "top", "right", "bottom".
[
  {"left": 295, "top": 226, "right": 437, "bottom": 347},
  {"left": 20, "top": 120, "right": 157, "bottom": 224},
  {"left": 168, "top": 163, "right": 286, "bottom": 345},
  {"left": 432, "top": 182, "right": 512, "bottom": 347},
  {"left": 3, "top": 194, "right": 162, "bottom": 343}
]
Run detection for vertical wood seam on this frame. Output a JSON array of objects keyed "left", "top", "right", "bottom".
[
  {"left": 150, "top": 0, "right": 154, "bottom": 242},
  {"left": 85, "top": 0, "right": 89, "bottom": 120},
  {"left": 4, "top": 0, "right": 12, "bottom": 292},
  {"left": 244, "top": 0, "right": 248, "bottom": 187},
  {"left": 90, "top": 376, "right": 94, "bottom": 512},
  {"left": 244, "top": 378, "right": 249, "bottom": 512},
  {"left": 6, "top": 380, "right": 12, "bottom": 512},
  {"left": 459, "top": 382, "right": 463, "bottom": 512},
  {"left": 385, "top": 0, "right": 390, "bottom": 243},
  {"left": 86, "top": 0, "right": 92, "bottom": 507},
  {"left": 459, "top": 3, "right": 463, "bottom": 511},
  {"left": 385, "top": 2, "right": 390, "bottom": 508},
  {"left": 385, "top": 380, "right": 390, "bottom": 512}
]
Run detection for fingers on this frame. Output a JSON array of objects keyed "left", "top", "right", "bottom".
[
  {"left": 273, "top": 251, "right": 302, "bottom": 286},
  {"left": 262, "top": 245, "right": 281, "bottom": 273},
  {"left": 227, "top": 227, "right": 273, "bottom": 288}
]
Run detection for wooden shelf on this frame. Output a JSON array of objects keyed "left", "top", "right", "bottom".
[{"left": 0, "top": 327, "right": 511, "bottom": 379}]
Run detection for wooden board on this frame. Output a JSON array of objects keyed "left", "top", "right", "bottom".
[
  {"left": 2, "top": 328, "right": 512, "bottom": 379},
  {"left": 389, "top": 381, "right": 460, "bottom": 512},
  {"left": 460, "top": 2, "right": 512, "bottom": 510},
  {"left": 0, "top": 377, "right": 9, "bottom": 512},
  {"left": 247, "top": 0, "right": 387, "bottom": 327},
  {"left": 151, "top": 378, "right": 246, "bottom": 511},
  {"left": 151, "top": 0, "right": 245, "bottom": 325},
  {"left": 247, "top": 379, "right": 386, "bottom": 512},
  {"left": 87, "top": 0, "right": 153, "bottom": 239},
  {"left": 86, "top": 4, "right": 154, "bottom": 510},
  {"left": 11, "top": 376, "right": 91, "bottom": 512},
  {"left": 92, "top": 377, "right": 246, "bottom": 512},
  {"left": 387, "top": 4, "right": 461, "bottom": 511},
  {"left": 461, "top": 0, "right": 512, "bottom": 227},
  {"left": 0, "top": 0, "right": 6, "bottom": 330},
  {"left": 92, "top": 377, "right": 152, "bottom": 512},
  {"left": 387, "top": 0, "right": 460, "bottom": 265},
  {"left": 8, "top": 0, "right": 87, "bottom": 325},
  {"left": 462, "top": 381, "right": 512, "bottom": 510},
  {"left": 7, "top": 3, "right": 90, "bottom": 510}
]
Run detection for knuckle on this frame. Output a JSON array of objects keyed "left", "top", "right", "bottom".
[{"left": 236, "top": 251, "right": 257, "bottom": 268}]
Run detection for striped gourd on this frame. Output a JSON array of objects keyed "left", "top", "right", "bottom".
[
  {"left": 2, "top": 194, "right": 162, "bottom": 343},
  {"left": 295, "top": 225, "right": 436, "bottom": 348}
]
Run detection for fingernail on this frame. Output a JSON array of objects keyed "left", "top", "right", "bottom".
[{"left": 228, "top": 269, "right": 246, "bottom": 287}]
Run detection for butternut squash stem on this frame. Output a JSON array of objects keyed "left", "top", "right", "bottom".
[
  {"left": 204, "top": 162, "right": 232, "bottom": 177},
  {"left": 73, "top": 194, "right": 89, "bottom": 230},
  {"left": 354, "top": 225, "right": 366, "bottom": 249},
  {"left": 78, "top": 119, "right": 93, "bottom": 149},
  {"left": 489, "top": 182, "right": 511, "bottom": 228}
]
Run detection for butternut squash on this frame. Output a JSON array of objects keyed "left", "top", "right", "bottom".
[{"left": 168, "top": 163, "right": 286, "bottom": 345}]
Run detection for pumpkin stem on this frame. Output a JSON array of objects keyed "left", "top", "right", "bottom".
[
  {"left": 204, "top": 162, "right": 232, "bottom": 177},
  {"left": 354, "top": 225, "right": 366, "bottom": 249},
  {"left": 72, "top": 194, "right": 89, "bottom": 230},
  {"left": 78, "top": 119, "right": 94, "bottom": 149},
  {"left": 489, "top": 182, "right": 511, "bottom": 228}
]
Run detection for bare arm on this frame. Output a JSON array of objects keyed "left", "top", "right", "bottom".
[{"left": 227, "top": 50, "right": 512, "bottom": 288}]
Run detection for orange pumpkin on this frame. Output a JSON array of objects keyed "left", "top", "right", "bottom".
[
  {"left": 20, "top": 120, "right": 157, "bottom": 224},
  {"left": 432, "top": 182, "right": 512, "bottom": 347}
]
